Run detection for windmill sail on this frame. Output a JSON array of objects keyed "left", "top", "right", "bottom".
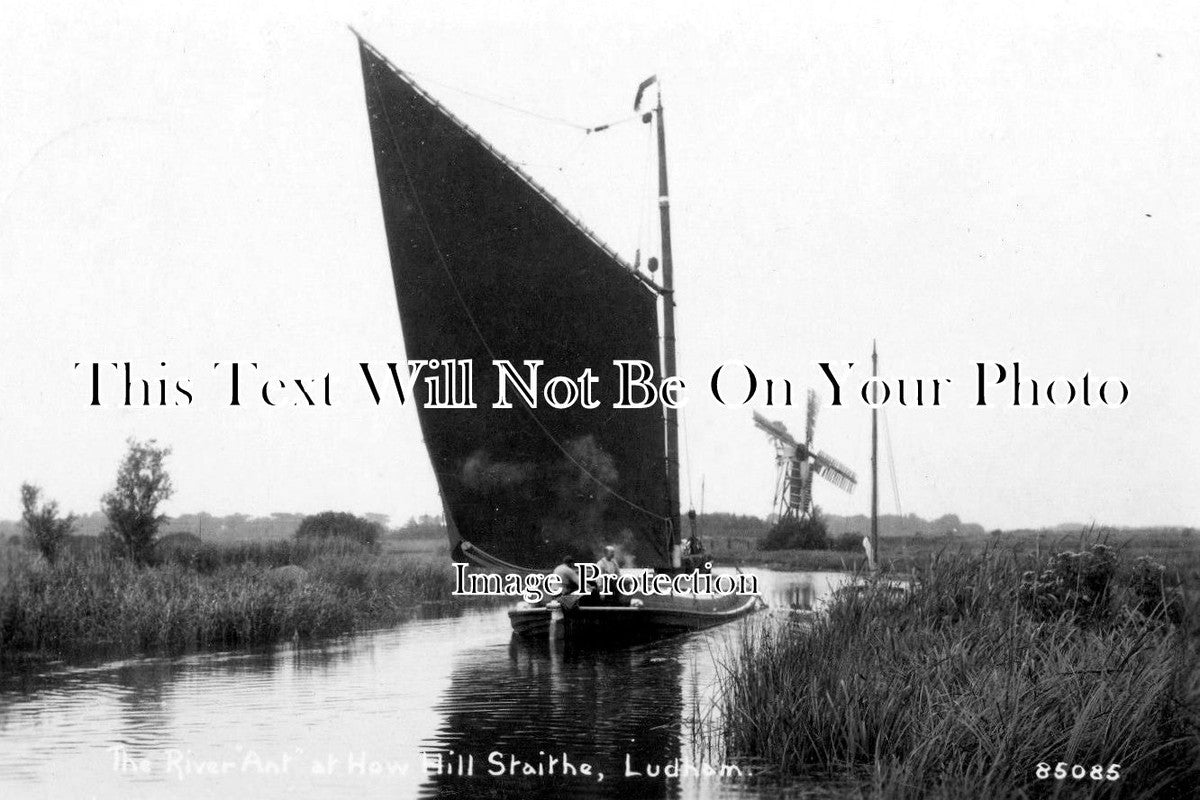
[
  {"left": 357, "top": 39, "right": 671, "bottom": 569},
  {"left": 813, "top": 451, "right": 857, "bottom": 493}
]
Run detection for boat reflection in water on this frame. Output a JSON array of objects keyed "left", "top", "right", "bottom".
[
  {"left": 423, "top": 636, "right": 690, "bottom": 799},
  {"left": 423, "top": 569, "right": 849, "bottom": 799},
  {"left": 0, "top": 570, "right": 847, "bottom": 800}
]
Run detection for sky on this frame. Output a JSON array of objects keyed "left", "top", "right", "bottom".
[{"left": 1, "top": 0, "right": 1198, "bottom": 530}]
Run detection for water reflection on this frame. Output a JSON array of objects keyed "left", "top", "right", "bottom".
[
  {"left": 425, "top": 637, "right": 685, "bottom": 798},
  {"left": 0, "top": 570, "right": 847, "bottom": 800}
]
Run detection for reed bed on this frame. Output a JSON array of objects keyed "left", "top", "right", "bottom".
[
  {"left": 713, "top": 545, "right": 1200, "bottom": 799},
  {"left": 0, "top": 538, "right": 459, "bottom": 658},
  {"left": 723, "top": 528, "right": 1200, "bottom": 589}
]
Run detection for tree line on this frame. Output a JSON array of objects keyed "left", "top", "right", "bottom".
[{"left": 13, "top": 439, "right": 403, "bottom": 563}]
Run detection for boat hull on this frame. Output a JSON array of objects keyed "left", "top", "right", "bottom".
[{"left": 509, "top": 593, "right": 760, "bottom": 644}]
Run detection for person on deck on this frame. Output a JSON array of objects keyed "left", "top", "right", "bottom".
[
  {"left": 552, "top": 555, "right": 580, "bottom": 596},
  {"left": 598, "top": 546, "right": 620, "bottom": 576},
  {"left": 595, "top": 545, "right": 625, "bottom": 606}
]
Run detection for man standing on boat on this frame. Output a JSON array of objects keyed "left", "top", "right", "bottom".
[
  {"left": 595, "top": 545, "right": 626, "bottom": 606},
  {"left": 552, "top": 555, "right": 580, "bottom": 595},
  {"left": 598, "top": 546, "right": 620, "bottom": 576}
]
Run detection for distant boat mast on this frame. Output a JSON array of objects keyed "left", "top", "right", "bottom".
[{"left": 870, "top": 340, "right": 879, "bottom": 570}]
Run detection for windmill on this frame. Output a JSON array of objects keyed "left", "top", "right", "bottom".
[{"left": 753, "top": 390, "right": 858, "bottom": 522}]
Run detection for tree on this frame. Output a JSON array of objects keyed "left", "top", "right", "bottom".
[
  {"left": 100, "top": 438, "right": 174, "bottom": 564},
  {"left": 760, "top": 507, "right": 830, "bottom": 551},
  {"left": 20, "top": 483, "right": 75, "bottom": 563},
  {"left": 295, "top": 511, "right": 381, "bottom": 548}
]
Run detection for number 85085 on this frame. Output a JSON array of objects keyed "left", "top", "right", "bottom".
[{"left": 1036, "top": 763, "right": 1120, "bottom": 781}]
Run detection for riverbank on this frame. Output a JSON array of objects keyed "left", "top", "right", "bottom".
[
  {"left": 715, "top": 528, "right": 1200, "bottom": 585},
  {"left": 712, "top": 542, "right": 1200, "bottom": 798},
  {"left": 0, "top": 538, "right": 463, "bottom": 659}
]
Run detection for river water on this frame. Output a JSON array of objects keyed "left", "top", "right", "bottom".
[{"left": 0, "top": 570, "right": 847, "bottom": 800}]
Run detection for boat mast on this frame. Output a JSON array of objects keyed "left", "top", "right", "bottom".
[
  {"left": 870, "top": 341, "right": 879, "bottom": 570},
  {"left": 654, "top": 85, "right": 683, "bottom": 567}
]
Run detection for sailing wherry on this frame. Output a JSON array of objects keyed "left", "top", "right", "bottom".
[{"left": 354, "top": 32, "right": 760, "bottom": 641}]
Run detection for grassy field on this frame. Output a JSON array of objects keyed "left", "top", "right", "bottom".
[
  {"left": 716, "top": 528, "right": 1200, "bottom": 586},
  {"left": 709, "top": 536, "right": 1200, "bottom": 798},
  {"left": 0, "top": 536, "right": 464, "bottom": 660}
]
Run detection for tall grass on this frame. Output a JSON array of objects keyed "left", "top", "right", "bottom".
[
  {"left": 712, "top": 545, "right": 1200, "bottom": 798},
  {"left": 0, "top": 537, "right": 460, "bottom": 658}
]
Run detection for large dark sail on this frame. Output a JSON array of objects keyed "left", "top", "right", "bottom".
[{"left": 358, "top": 39, "right": 671, "bottom": 569}]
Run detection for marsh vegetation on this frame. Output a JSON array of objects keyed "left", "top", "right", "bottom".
[
  {"left": 708, "top": 537, "right": 1200, "bottom": 798},
  {"left": 1, "top": 438, "right": 470, "bottom": 661},
  {"left": 0, "top": 536, "right": 458, "bottom": 659}
]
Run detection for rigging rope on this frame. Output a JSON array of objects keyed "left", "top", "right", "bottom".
[
  {"left": 369, "top": 70, "right": 670, "bottom": 530},
  {"left": 636, "top": 122, "right": 654, "bottom": 263},
  {"left": 515, "top": 126, "right": 592, "bottom": 173},
  {"left": 515, "top": 115, "right": 641, "bottom": 173},
  {"left": 681, "top": 409, "right": 695, "bottom": 511},
  {"left": 405, "top": 69, "right": 639, "bottom": 135},
  {"left": 403, "top": 69, "right": 592, "bottom": 130},
  {"left": 882, "top": 408, "right": 902, "bottom": 515}
]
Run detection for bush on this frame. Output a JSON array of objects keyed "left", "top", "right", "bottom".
[
  {"left": 1129, "top": 555, "right": 1185, "bottom": 623},
  {"left": 19, "top": 484, "right": 74, "bottom": 563},
  {"left": 760, "top": 509, "right": 829, "bottom": 550},
  {"left": 295, "top": 511, "right": 382, "bottom": 549},
  {"left": 1019, "top": 543, "right": 1119, "bottom": 623},
  {"left": 832, "top": 531, "right": 862, "bottom": 552}
]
